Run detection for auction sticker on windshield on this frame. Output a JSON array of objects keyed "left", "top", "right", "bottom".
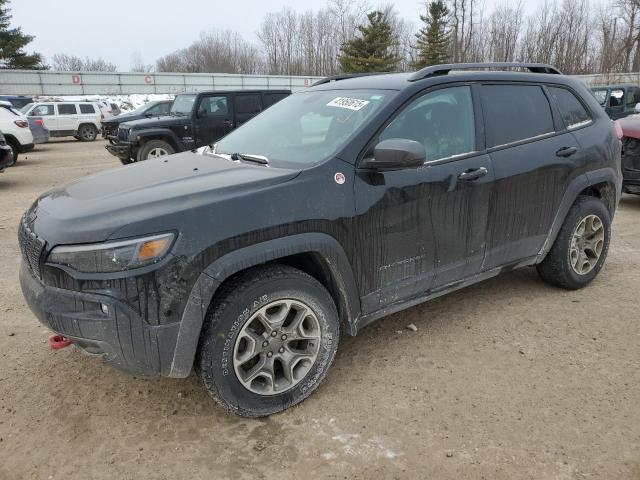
[{"left": 327, "top": 97, "right": 370, "bottom": 111}]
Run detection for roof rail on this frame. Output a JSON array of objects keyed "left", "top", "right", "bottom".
[
  {"left": 408, "top": 62, "right": 562, "bottom": 82},
  {"left": 312, "top": 72, "right": 391, "bottom": 86}
]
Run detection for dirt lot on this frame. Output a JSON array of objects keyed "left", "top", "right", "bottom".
[{"left": 0, "top": 139, "right": 639, "bottom": 480}]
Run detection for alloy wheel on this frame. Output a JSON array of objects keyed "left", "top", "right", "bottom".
[
  {"left": 233, "top": 299, "right": 321, "bottom": 395},
  {"left": 147, "top": 147, "right": 168, "bottom": 158},
  {"left": 569, "top": 214, "right": 605, "bottom": 275}
]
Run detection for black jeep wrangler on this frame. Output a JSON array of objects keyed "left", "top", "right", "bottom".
[
  {"left": 20, "top": 63, "right": 622, "bottom": 417},
  {"left": 105, "top": 90, "right": 290, "bottom": 164}
]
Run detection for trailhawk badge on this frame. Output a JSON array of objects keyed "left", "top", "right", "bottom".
[{"left": 334, "top": 172, "right": 346, "bottom": 185}]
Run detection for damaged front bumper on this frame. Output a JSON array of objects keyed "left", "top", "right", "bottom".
[
  {"left": 105, "top": 143, "right": 133, "bottom": 160},
  {"left": 19, "top": 262, "right": 181, "bottom": 376}
]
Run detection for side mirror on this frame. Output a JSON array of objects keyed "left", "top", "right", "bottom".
[
  {"left": 361, "top": 138, "right": 426, "bottom": 171},
  {"left": 634, "top": 103, "right": 640, "bottom": 114}
]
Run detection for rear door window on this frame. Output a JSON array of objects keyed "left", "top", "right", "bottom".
[
  {"left": 236, "top": 94, "right": 262, "bottom": 115},
  {"left": 79, "top": 104, "right": 96, "bottom": 114},
  {"left": 481, "top": 85, "right": 554, "bottom": 147},
  {"left": 57, "top": 104, "right": 77, "bottom": 115},
  {"left": 548, "top": 86, "right": 591, "bottom": 129}
]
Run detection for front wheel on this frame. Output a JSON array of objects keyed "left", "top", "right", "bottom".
[
  {"left": 537, "top": 195, "right": 611, "bottom": 290},
  {"left": 197, "top": 265, "right": 340, "bottom": 417},
  {"left": 137, "top": 140, "right": 174, "bottom": 161}
]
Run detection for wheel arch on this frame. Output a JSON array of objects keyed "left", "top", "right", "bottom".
[
  {"left": 168, "top": 233, "right": 361, "bottom": 378},
  {"left": 537, "top": 168, "right": 621, "bottom": 262},
  {"left": 136, "top": 129, "right": 183, "bottom": 152}
]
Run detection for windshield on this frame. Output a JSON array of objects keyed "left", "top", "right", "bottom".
[
  {"left": 214, "top": 89, "right": 392, "bottom": 167},
  {"left": 20, "top": 103, "right": 34, "bottom": 114},
  {"left": 170, "top": 94, "right": 196, "bottom": 115},
  {"left": 591, "top": 89, "right": 608, "bottom": 106}
]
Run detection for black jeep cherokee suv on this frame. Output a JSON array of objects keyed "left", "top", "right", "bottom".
[
  {"left": 20, "top": 63, "right": 622, "bottom": 417},
  {"left": 105, "top": 90, "right": 290, "bottom": 164}
]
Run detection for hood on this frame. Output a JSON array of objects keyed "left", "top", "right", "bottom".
[
  {"left": 31, "top": 151, "right": 300, "bottom": 245},
  {"left": 121, "top": 115, "right": 189, "bottom": 130}
]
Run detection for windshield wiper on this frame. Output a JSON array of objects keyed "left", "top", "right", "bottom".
[{"left": 231, "top": 153, "right": 269, "bottom": 165}]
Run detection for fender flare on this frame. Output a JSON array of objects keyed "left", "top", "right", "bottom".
[
  {"left": 168, "top": 233, "right": 361, "bottom": 378},
  {"left": 537, "top": 167, "right": 621, "bottom": 261},
  {"left": 133, "top": 128, "right": 185, "bottom": 151}
]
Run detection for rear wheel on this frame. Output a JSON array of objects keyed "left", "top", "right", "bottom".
[
  {"left": 78, "top": 124, "right": 97, "bottom": 142},
  {"left": 537, "top": 195, "right": 611, "bottom": 290},
  {"left": 137, "top": 140, "right": 174, "bottom": 161},
  {"left": 197, "top": 265, "right": 340, "bottom": 417}
]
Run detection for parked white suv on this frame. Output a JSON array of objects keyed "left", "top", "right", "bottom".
[
  {"left": 21, "top": 102, "right": 104, "bottom": 141},
  {"left": 0, "top": 107, "right": 34, "bottom": 165}
]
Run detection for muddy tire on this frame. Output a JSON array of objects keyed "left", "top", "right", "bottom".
[
  {"left": 196, "top": 264, "right": 340, "bottom": 417},
  {"left": 537, "top": 195, "right": 611, "bottom": 290},
  {"left": 78, "top": 124, "right": 98, "bottom": 142},
  {"left": 137, "top": 140, "right": 174, "bottom": 161}
]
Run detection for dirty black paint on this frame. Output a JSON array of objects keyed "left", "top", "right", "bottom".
[{"left": 19, "top": 70, "right": 622, "bottom": 377}]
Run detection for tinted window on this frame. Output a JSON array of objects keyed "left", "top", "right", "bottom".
[
  {"left": 32, "top": 104, "right": 54, "bottom": 116},
  {"left": 548, "top": 87, "right": 591, "bottom": 128},
  {"left": 379, "top": 86, "right": 476, "bottom": 161},
  {"left": 79, "top": 104, "right": 95, "bottom": 114},
  {"left": 263, "top": 93, "right": 289, "bottom": 108},
  {"left": 236, "top": 95, "right": 261, "bottom": 115},
  {"left": 58, "top": 104, "right": 77, "bottom": 115},
  {"left": 482, "top": 85, "right": 554, "bottom": 147},
  {"left": 200, "top": 96, "right": 228, "bottom": 116}
]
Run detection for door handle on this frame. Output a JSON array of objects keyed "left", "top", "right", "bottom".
[
  {"left": 223, "top": 119, "right": 233, "bottom": 127},
  {"left": 458, "top": 167, "right": 488, "bottom": 182},
  {"left": 556, "top": 146, "right": 578, "bottom": 157}
]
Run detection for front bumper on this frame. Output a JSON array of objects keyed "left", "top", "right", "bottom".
[
  {"left": 20, "top": 262, "right": 180, "bottom": 376},
  {"left": 105, "top": 143, "right": 133, "bottom": 159}
]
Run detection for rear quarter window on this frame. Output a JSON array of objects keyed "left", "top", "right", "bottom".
[
  {"left": 548, "top": 86, "right": 591, "bottom": 129},
  {"left": 481, "top": 85, "right": 554, "bottom": 147},
  {"left": 79, "top": 104, "right": 96, "bottom": 114}
]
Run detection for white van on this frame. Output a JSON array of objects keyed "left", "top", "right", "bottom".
[{"left": 21, "top": 102, "right": 105, "bottom": 141}]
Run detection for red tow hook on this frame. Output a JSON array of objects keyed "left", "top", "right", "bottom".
[{"left": 48, "top": 335, "right": 72, "bottom": 350}]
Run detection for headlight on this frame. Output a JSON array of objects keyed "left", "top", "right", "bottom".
[{"left": 47, "top": 233, "right": 175, "bottom": 273}]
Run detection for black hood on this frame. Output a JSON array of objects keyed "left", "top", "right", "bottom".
[
  {"left": 102, "top": 111, "right": 165, "bottom": 126},
  {"left": 30, "top": 151, "right": 300, "bottom": 246},
  {"left": 121, "top": 115, "right": 190, "bottom": 130}
]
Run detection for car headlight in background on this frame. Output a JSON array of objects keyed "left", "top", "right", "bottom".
[{"left": 47, "top": 233, "right": 175, "bottom": 273}]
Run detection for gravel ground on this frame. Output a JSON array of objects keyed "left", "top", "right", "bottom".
[{"left": 0, "top": 139, "right": 639, "bottom": 480}]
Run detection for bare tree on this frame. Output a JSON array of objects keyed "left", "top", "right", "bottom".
[
  {"left": 51, "top": 53, "right": 117, "bottom": 72},
  {"left": 130, "top": 52, "right": 153, "bottom": 72}
]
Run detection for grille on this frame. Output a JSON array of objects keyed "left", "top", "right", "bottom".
[
  {"left": 18, "top": 216, "right": 45, "bottom": 279},
  {"left": 117, "top": 127, "right": 129, "bottom": 141}
]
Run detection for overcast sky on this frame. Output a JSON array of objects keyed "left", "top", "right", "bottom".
[{"left": 10, "top": 0, "right": 543, "bottom": 70}]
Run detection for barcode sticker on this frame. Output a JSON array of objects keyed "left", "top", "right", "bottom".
[{"left": 327, "top": 97, "right": 370, "bottom": 111}]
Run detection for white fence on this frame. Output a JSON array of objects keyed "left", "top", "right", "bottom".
[
  {"left": 0, "top": 70, "right": 324, "bottom": 96},
  {"left": 1, "top": 69, "right": 639, "bottom": 96}
]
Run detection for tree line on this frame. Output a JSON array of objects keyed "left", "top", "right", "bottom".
[{"left": 4, "top": 0, "right": 640, "bottom": 75}]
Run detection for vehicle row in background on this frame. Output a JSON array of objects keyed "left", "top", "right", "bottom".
[
  {"left": 105, "top": 90, "right": 290, "bottom": 164},
  {"left": 591, "top": 84, "right": 640, "bottom": 119},
  {"left": 21, "top": 102, "right": 107, "bottom": 142},
  {"left": 102, "top": 100, "right": 172, "bottom": 139}
]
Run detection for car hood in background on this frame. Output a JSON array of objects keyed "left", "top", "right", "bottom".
[{"left": 120, "top": 115, "right": 189, "bottom": 130}]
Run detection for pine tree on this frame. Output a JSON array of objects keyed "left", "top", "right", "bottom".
[
  {"left": 0, "top": 0, "right": 43, "bottom": 69},
  {"left": 338, "top": 11, "right": 400, "bottom": 73},
  {"left": 413, "top": 1, "right": 450, "bottom": 69}
]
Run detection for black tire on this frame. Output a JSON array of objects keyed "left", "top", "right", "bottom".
[
  {"left": 5, "top": 139, "right": 18, "bottom": 166},
  {"left": 137, "top": 140, "right": 174, "bottom": 161},
  {"left": 196, "top": 264, "right": 340, "bottom": 417},
  {"left": 537, "top": 195, "right": 611, "bottom": 290},
  {"left": 77, "top": 124, "right": 98, "bottom": 142}
]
